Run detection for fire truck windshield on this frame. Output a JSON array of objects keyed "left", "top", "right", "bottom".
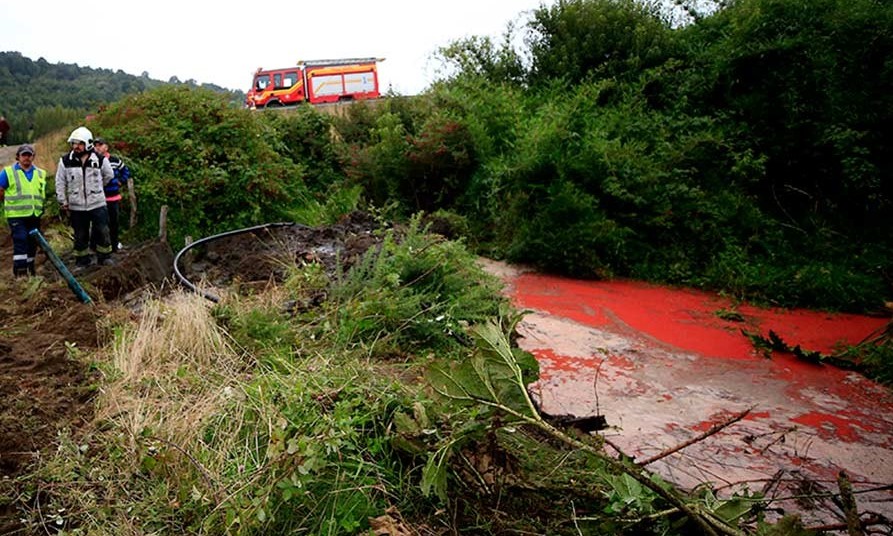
[{"left": 255, "top": 75, "right": 271, "bottom": 90}]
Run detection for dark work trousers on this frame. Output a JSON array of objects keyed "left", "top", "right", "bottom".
[
  {"left": 91, "top": 200, "right": 120, "bottom": 252},
  {"left": 8, "top": 215, "right": 41, "bottom": 276},
  {"left": 71, "top": 206, "right": 111, "bottom": 266}
]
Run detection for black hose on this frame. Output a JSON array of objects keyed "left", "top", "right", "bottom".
[{"left": 173, "top": 222, "right": 309, "bottom": 303}]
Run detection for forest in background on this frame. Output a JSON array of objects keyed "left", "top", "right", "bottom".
[{"left": 0, "top": 51, "right": 243, "bottom": 143}]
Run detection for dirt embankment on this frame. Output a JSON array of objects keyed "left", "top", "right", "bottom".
[{"left": 0, "top": 234, "right": 175, "bottom": 532}]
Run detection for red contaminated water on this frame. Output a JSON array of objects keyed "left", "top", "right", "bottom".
[
  {"left": 499, "top": 267, "right": 893, "bottom": 521},
  {"left": 790, "top": 411, "right": 878, "bottom": 442},
  {"left": 513, "top": 273, "right": 886, "bottom": 360}
]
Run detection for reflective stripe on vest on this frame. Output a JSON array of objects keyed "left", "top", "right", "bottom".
[{"left": 3, "top": 165, "right": 46, "bottom": 218}]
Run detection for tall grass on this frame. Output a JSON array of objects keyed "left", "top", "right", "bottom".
[{"left": 97, "top": 292, "right": 244, "bottom": 451}]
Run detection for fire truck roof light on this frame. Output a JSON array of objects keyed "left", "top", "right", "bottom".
[{"left": 295, "top": 57, "right": 385, "bottom": 67}]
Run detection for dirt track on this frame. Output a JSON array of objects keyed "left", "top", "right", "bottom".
[
  {"left": 0, "top": 229, "right": 176, "bottom": 532},
  {"left": 0, "top": 146, "right": 16, "bottom": 163},
  {"left": 0, "top": 240, "right": 102, "bottom": 533}
]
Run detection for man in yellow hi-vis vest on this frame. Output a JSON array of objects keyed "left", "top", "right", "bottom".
[{"left": 0, "top": 144, "right": 47, "bottom": 276}]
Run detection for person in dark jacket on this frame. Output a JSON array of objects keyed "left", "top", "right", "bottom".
[
  {"left": 0, "top": 144, "right": 46, "bottom": 276},
  {"left": 55, "top": 126, "right": 114, "bottom": 268},
  {"left": 92, "top": 138, "right": 130, "bottom": 252}
]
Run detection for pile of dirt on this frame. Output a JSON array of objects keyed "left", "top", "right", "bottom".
[{"left": 180, "top": 211, "right": 389, "bottom": 291}]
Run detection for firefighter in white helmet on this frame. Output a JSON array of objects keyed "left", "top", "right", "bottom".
[{"left": 55, "top": 126, "right": 115, "bottom": 268}]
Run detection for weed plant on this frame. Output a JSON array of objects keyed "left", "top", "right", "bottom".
[{"left": 329, "top": 214, "right": 507, "bottom": 356}]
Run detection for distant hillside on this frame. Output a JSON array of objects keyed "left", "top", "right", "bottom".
[{"left": 0, "top": 51, "right": 244, "bottom": 144}]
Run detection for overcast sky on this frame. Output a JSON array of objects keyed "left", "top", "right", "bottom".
[{"left": 3, "top": 0, "right": 548, "bottom": 95}]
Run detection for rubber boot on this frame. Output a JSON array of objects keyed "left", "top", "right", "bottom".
[{"left": 74, "top": 256, "right": 92, "bottom": 271}]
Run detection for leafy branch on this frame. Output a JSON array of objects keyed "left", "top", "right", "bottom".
[{"left": 426, "top": 314, "right": 751, "bottom": 536}]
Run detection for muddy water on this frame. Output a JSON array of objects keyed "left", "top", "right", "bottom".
[{"left": 482, "top": 259, "right": 893, "bottom": 525}]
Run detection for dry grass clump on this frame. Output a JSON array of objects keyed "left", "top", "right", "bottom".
[{"left": 96, "top": 290, "right": 246, "bottom": 456}]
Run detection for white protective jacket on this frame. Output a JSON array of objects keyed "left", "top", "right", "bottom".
[{"left": 55, "top": 150, "right": 113, "bottom": 211}]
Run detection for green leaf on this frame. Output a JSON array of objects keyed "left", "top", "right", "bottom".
[
  {"left": 711, "top": 496, "right": 753, "bottom": 524},
  {"left": 392, "top": 411, "right": 421, "bottom": 435},
  {"left": 421, "top": 448, "right": 450, "bottom": 500},
  {"left": 609, "top": 473, "right": 644, "bottom": 504},
  {"left": 412, "top": 401, "right": 430, "bottom": 429}
]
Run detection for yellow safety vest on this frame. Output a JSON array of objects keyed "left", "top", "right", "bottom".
[{"left": 3, "top": 165, "right": 46, "bottom": 218}]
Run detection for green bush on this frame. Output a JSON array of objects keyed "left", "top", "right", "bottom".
[
  {"left": 331, "top": 214, "right": 507, "bottom": 354},
  {"left": 506, "top": 179, "right": 629, "bottom": 277},
  {"left": 33, "top": 105, "right": 85, "bottom": 140},
  {"left": 527, "top": 0, "right": 674, "bottom": 85},
  {"left": 703, "top": 241, "right": 891, "bottom": 311},
  {"left": 264, "top": 106, "right": 343, "bottom": 191},
  {"left": 343, "top": 111, "right": 410, "bottom": 214},
  {"left": 677, "top": 0, "right": 893, "bottom": 240},
  {"left": 90, "top": 86, "right": 310, "bottom": 248},
  {"left": 401, "top": 114, "right": 478, "bottom": 213}
]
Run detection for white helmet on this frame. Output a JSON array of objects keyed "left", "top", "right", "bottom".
[{"left": 67, "top": 126, "right": 94, "bottom": 151}]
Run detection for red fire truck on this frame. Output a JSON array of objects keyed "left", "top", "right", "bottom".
[{"left": 246, "top": 57, "right": 383, "bottom": 109}]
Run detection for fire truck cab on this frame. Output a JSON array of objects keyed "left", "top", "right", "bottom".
[{"left": 246, "top": 57, "right": 383, "bottom": 109}]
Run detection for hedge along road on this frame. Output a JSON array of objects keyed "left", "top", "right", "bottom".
[{"left": 481, "top": 259, "right": 893, "bottom": 526}]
